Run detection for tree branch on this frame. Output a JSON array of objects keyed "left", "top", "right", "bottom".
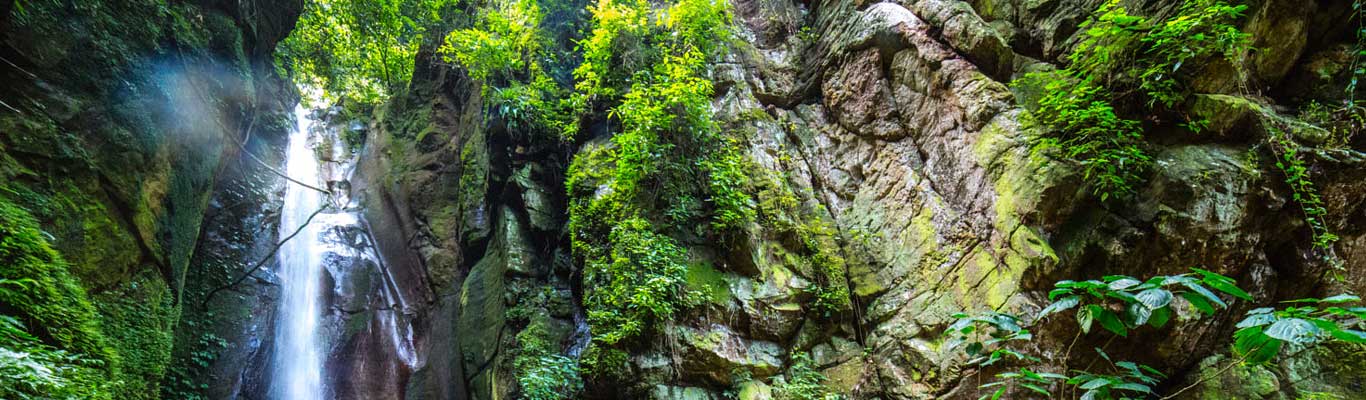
[{"left": 199, "top": 203, "right": 328, "bottom": 308}]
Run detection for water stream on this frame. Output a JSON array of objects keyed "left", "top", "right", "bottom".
[
  {"left": 269, "top": 106, "right": 420, "bottom": 400},
  {"left": 273, "top": 105, "right": 327, "bottom": 400}
]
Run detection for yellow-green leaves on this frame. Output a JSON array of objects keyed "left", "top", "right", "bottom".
[
  {"left": 565, "top": 0, "right": 748, "bottom": 366},
  {"left": 278, "top": 0, "right": 448, "bottom": 106},
  {"left": 440, "top": 0, "right": 545, "bottom": 83},
  {"left": 1023, "top": 0, "right": 1252, "bottom": 202}
]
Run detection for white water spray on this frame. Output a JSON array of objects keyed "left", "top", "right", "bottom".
[{"left": 273, "top": 105, "right": 327, "bottom": 400}]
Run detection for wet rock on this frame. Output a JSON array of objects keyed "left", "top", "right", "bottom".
[
  {"left": 736, "top": 380, "right": 774, "bottom": 400},
  {"left": 651, "top": 385, "right": 720, "bottom": 400},
  {"left": 677, "top": 324, "right": 786, "bottom": 385}
]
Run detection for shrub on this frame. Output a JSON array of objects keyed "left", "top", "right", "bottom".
[
  {"left": 0, "top": 199, "right": 116, "bottom": 399},
  {"left": 513, "top": 316, "right": 583, "bottom": 400},
  {"left": 583, "top": 217, "right": 692, "bottom": 345},
  {"left": 774, "top": 352, "right": 840, "bottom": 400},
  {"left": 1021, "top": 0, "right": 1252, "bottom": 201}
]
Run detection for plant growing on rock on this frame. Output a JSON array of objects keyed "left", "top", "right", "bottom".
[
  {"left": 946, "top": 268, "right": 1243, "bottom": 399},
  {"left": 772, "top": 352, "right": 842, "bottom": 400},
  {"left": 1019, "top": 0, "right": 1253, "bottom": 202},
  {"left": 513, "top": 316, "right": 584, "bottom": 400},
  {"left": 948, "top": 267, "right": 1365, "bottom": 399},
  {"left": 1264, "top": 124, "right": 1342, "bottom": 275},
  {"left": 1232, "top": 294, "right": 1366, "bottom": 365},
  {"left": 1039, "top": 268, "right": 1252, "bottom": 337},
  {"left": 563, "top": 0, "right": 760, "bottom": 382}
]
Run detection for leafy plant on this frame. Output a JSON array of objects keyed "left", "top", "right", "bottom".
[
  {"left": 1299, "top": 101, "right": 1365, "bottom": 149},
  {"left": 1134, "top": 1, "right": 1252, "bottom": 107},
  {"left": 1065, "top": 348, "right": 1165, "bottom": 400},
  {"left": 582, "top": 217, "right": 693, "bottom": 345},
  {"left": 773, "top": 352, "right": 842, "bottom": 400},
  {"left": 1040, "top": 268, "right": 1252, "bottom": 337},
  {"left": 441, "top": 0, "right": 574, "bottom": 139},
  {"left": 565, "top": 0, "right": 752, "bottom": 367},
  {"left": 0, "top": 306, "right": 111, "bottom": 400},
  {"left": 441, "top": 0, "right": 545, "bottom": 83},
  {"left": 516, "top": 353, "right": 582, "bottom": 400},
  {"left": 1027, "top": 74, "right": 1149, "bottom": 201},
  {"left": 946, "top": 268, "right": 1251, "bottom": 399},
  {"left": 277, "top": 0, "right": 450, "bottom": 105},
  {"left": 978, "top": 367, "right": 1067, "bottom": 400},
  {"left": 1021, "top": 0, "right": 1252, "bottom": 202},
  {"left": 1233, "top": 294, "right": 1366, "bottom": 365},
  {"left": 1265, "top": 124, "right": 1341, "bottom": 273},
  {"left": 944, "top": 312, "right": 1036, "bottom": 367}
]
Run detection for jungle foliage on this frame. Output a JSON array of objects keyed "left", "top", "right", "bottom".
[
  {"left": 1020, "top": 0, "right": 1252, "bottom": 201},
  {"left": 277, "top": 0, "right": 453, "bottom": 106},
  {"left": 0, "top": 199, "right": 114, "bottom": 399},
  {"left": 947, "top": 269, "right": 1366, "bottom": 399},
  {"left": 441, "top": 0, "right": 574, "bottom": 140},
  {"left": 561, "top": 0, "right": 749, "bottom": 368}
]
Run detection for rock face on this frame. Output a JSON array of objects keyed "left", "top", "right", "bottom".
[
  {"left": 362, "top": 0, "right": 1366, "bottom": 399},
  {"left": 0, "top": 0, "right": 301, "bottom": 398}
]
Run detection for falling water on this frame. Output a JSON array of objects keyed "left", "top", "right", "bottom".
[
  {"left": 267, "top": 105, "right": 422, "bottom": 400},
  {"left": 273, "top": 105, "right": 326, "bottom": 400}
]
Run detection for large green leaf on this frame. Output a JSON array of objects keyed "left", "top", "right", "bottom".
[
  {"left": 1040, "top": 296, "right": 1082, "bottom": 318},
  {"left": 1264, "top": 318, "right": 1320, "bottom": 344},
  {"left": 1181, "top": 291, "right": 1216, "bottom": 315},
  {"left": 1330, "top": 329, "right": 1366, "bottom": 344},
  {"left": 1078, "top": 305, "right": 1098, "bottom": 333},
  {"left": 1126, "top": 303, "right": 1151, "bottom": 326},
  {"left": 1320, "top": 294, "right": 1361, "bottom": 304},
  {"left": 1095, "top": 309, "right": 1128, "bottom": 337},
  {"left": 1079, "top": 377, "right": 1111, "bottom": 390},
  {"left": 1108, "top": 278, "right": 1142, "bottom": 291},
  {"left": 1111, "top": 382, "right": 1152, "bottom": 393},
  {"left": 1234, "top": 326, "right": 1283, "bottom": 365},
  {"left": 1182, "top": 282, "right": 1227, "bottom": 310},
  {"left": 1021, "top": 383, "right": 1050, "bottom": 396},
  {"left": 1235, "top": 312, "right": 1276, "bottom": 328},
  {"left": 1193, "top": 268, "right": 1251, "bottom": 301},
  {"left": 1135, "top": 288, "right": 1173, "bottom": 309},
  {"left": 1148, "top": 306, "right": 1171, "bottom": 328}
]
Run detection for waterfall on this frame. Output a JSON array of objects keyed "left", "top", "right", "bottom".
[
  {"left": 266, "top": 105, "right": 422, "bottom": 400},
  {"left": 273, "top": 105, "right": 327, "bottom": 400}
]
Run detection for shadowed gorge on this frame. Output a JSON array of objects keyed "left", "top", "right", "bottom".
[{"left": 3, "top": 0, "right": 1366, "bottom": 399}]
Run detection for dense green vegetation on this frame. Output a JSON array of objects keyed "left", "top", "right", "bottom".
[
  {"left": 1020, "top": 0, "right": 1252, "bottom": 201},
  {"left": 277, "top": 0, "right": 452, "bottom": 105},
  {"left": 771, "top": 352, "right": 842, "bottom": 400},
  {"left": 5, "top": 0, "right": 1365, "bottom": 398},
  {"left": 947, "top": 268, "right": 1366, "bottom": 399},
  {"left": 552, "top": 0, "right": 757, "bottom": 386},
  {"left": 0, "top": 199, "right": 113, "bottom": 399},
  {"left": 441, "top": 0, "right": 574, "bottom": 139}
]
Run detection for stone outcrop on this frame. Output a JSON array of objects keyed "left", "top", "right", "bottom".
[
  {"left": 0, "top": 0, "right": 302, "bottom": 397},
  {"left": 363, "top": 0, "right": 1366, "bottom": 399}
]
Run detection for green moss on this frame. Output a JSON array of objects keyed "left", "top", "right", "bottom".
[
  {"left": 92, "top": 272, "right": 178, "bottom": 399},
  {"left": 1016, "top": 0, "right": 1253, "bottom": 201},
  {"left": 0, "top": 197, "right": 116, "bottom": 398},
  {"left": 685, "top": 262, "right": 732, "bottom": 306}
]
